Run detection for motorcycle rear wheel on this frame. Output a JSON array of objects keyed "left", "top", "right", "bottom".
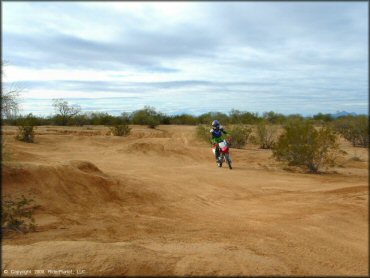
[{"left": 224, "top": 153, "right": 232, "bottom": 169}]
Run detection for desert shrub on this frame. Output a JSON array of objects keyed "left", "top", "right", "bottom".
[
  {"left": 87, "top": 112, "right": 120, "bottom": 126},
  {"left": 333, "top": 115, "right": 368, "bottom": 147},
  {"left": 228, "top": 109, "right": 259, "bottom": 124},
  {"left": 147, "top": 117, "right": 160, "bottom": 129},
  {"left": 130, "top": 106, "right": 161, "bottom": 128},
  {"left": 169, "top": 114, "right": 198, "bottom": 125},
  {"left": 263, "top": 111, "right": 286, "bottom": 124},
  {"left": 228, "top": 125, "right": 252, "bottom": 148},
  {"left": 312, "top": 113, "right": 333, "bottom": 123},
  {"left": 198, "top": 112, "right": 229, "bottom": 125},
  {"left": 109, "top": 124, "right": 131, "bottom": 136},
  {"left": 2, "top": 195, "right": 37, "bottom": 233},
  {"left": 256, "top": 121, "right": 278, "bottom": 149},
  {"left": 273, "top": 121, "right": 341, "bottom": 173},
  {"left": 196, "top": 125, "right": 211, "bottom": 143},
  {"left": 120, "top": 112, "right": 131, "bottom": 124},
  {"left": 248, "top": 134, "right": 258, "bottom": 144},
  {"left": 15, "top": 126, "right": 35, "bottom": 143},
  {"left": 15, "top": 114, "right": 36, "bottom": 143},
  {"left": 14, "top": 113, "right": 39, "bottom": 126},
  {"left": 68, "top": 113, "right": 89, "bottom": 126},
  {"left": 285, "top": 114, "right": 305, "bottom": 123}
]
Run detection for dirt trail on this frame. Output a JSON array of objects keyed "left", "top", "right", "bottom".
[{"left": 2, "top": 125, "right": 368, "bottom": 276}]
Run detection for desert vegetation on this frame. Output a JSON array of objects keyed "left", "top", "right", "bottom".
[
  {"left": 130, "top": 106, "right": 164, "bottom": 129},
  {"left": 14, "top": 114, "right": 38, "bottom": 143},
  {"left": 228, "top": 125, "right": 252, "bottom": 148},
  {"left": 2, "top": 123, "right": 367, "bottom": 276},
  {"left": 109, "top": 124, "right": 131, "bottom": 136},
  {"left": 2, "top": 195, "right": 37, "bottom": 234},
  {"left": 52, "top": 98, "right": 82, "bottom": 126},
  {"left": 196, "top": 124, "right": 211, "bottom": 143},
  {"left": 332, "top": 115, "right": 369, "bottom": 147},
  {"left": 3, "top": 97, "right": 367, "bottom": 174},
  {"left": 255, "top": 121, "right": 278, "bottom": 149},
  {"left": 4, "top": 99, "right": 366, "bottom": 133},
  {"left": 273, "top": 120, "right": 342, "bottom": 173}
]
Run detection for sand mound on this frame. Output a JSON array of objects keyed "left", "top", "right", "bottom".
[
  {"left": 125, "top": 141, "right": 194, "bottom": 159},
  {"left": 2, "top": 160, "right": 121, "bottom": 213},
  {"left": 128, "top": 142, "right": 165, "bottom": 154},
  {"left": 1, "top": 125, "right": 368, "bottom": 276},
  {"left": 68, "top": 160, "right": 103, "bottom": 173}
]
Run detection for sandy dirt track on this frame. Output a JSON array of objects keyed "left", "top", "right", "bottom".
[{"left": 2, "top": 125, "right": 368, "bottom": 276}]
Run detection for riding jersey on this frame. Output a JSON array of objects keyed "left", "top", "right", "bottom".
[{"left": 210, "top": 126, "right": 228, "bottom": 144}]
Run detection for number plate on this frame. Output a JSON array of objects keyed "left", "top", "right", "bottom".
[{"left": 218, "top": 141, "right": 226, "bottom": 148}]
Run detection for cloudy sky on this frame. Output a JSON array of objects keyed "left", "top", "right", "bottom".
[{"left": 2, "top": 2, "right": 368, "bottom": 116}]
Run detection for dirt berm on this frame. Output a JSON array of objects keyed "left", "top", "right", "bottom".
[{"left": 2, "top": 125, "right": 368, "bottom": 275}]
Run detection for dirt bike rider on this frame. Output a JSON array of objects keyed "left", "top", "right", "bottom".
[{"left": 210, "top": 120, "right": 228, "bottom": 166}]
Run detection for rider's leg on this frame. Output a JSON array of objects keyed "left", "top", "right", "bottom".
[{"left": 214, "top": 146, "right": 219, "bottom": 160}]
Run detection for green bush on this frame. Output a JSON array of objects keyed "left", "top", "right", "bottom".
[
  {"left": 147, "top": 117, "right": 160, "bottom": 129},
  {"left": 109, "top": 124, "right": 131, "bottom": 136},
  {"left": 14, "top": 114, "right": 37, "bottom": 142},
  {"left": 273, "top": 121, "right": 341, "bottom": 173},
  {"left": 130, "top": 106, "right": 161, "bottom": 128},
  {"left": 15, "top": 126, "right": 35, "bottom": 143},
  {"left": 2, "top": 195, "right": 37, "bottom": 233},
  {"left": 333, "top": 115, "right": 368, "bottom": 147},
  {"left": 228, "top": 125, "right": 252, "bottom": 148},
  {"left": 228, "top": 109, "right": 259, "bottom": 124},
  {"left": 196, "top": 125, "right": 211, "bottom": 143},
  {"left": 198, "top": 112, "right": 229, "bottom": 125},
  {"left": 312, "top": 113, "right": 333, "bottom": 123},
  {"left": 256, "top": 121, "right": 277, "bottom": 149},
  {"left": 169, "top": 114, "right": 198, "bottom": 125},
  {"left": 68, "top": 113, "right": 89, "bottom": 126},
  {"left": 263, "top": 111, "right": 286, "bottom": 124},
  {"left": 10, "top": 113, "right": 49, "bottom": 126}
]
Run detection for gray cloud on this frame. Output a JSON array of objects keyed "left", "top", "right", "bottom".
[
  {"left": 3, "top": 6, "right": 220, "bottom": 72},
  {"left": 3, "top": 2, "right": 368, "bottom": 115},
  {"left": 7, "top": 80, "right": 280, "bottom": 93}
]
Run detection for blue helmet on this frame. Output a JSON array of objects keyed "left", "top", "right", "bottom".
[{"left": 212, "top": 120, "right": 220, "bottom": 129}]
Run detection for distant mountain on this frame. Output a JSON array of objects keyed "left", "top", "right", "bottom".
[{"left": 330, "top": 111, "right": 358, "bottom": 118}]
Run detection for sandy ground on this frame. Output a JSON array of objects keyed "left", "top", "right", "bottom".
[{"left": 2, "top": 125, "right": 368, "bottom": 276}]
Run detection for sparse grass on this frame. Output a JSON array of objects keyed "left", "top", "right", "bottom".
[
  {"left": 1, "top": 138, "right": 12, "bottom": 162},
  {"left": 2, "top": 195, "right": 38, "bottom": 234},
  {"left": 109, "top": 124, "right": 131, "bottom": 136}
]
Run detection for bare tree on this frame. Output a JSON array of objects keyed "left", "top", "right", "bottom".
[
  {"left": 1, "top": 61, "right": 20, "bottom": 119},
  {"left": 2, "top": 89, "right": 20, "bottom": 119},
  {"left": 52, "top": 98, "right": 81, "bottom": 125}
]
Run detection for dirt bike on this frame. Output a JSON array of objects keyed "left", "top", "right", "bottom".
[{"left": 212, "top": 138, "right": 232, "bottom": 169}]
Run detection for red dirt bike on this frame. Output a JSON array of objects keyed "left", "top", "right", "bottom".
[{"left": 212, "top": 137, "right": 232, "bottom": 169}]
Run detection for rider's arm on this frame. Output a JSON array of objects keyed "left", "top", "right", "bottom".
[{"left": 210, "top": 129, "right": 216, "bottom": 144}]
